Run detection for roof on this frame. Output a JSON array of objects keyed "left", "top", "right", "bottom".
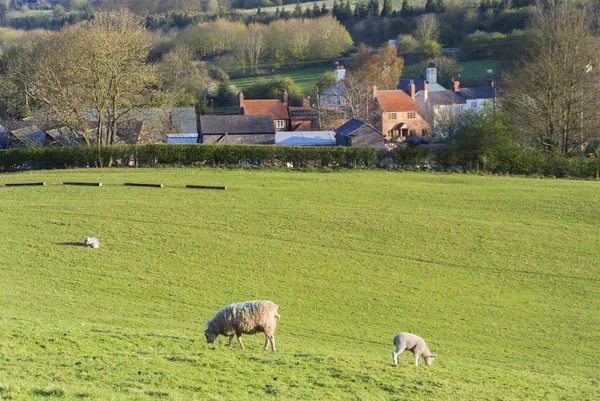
[
  {"left": 320, "top": 84, "right": 345, "bottom": 97},
  {"left": 398, "top": 78, "right": 425, "bottom": 93},
  {"left": 334, "top": 119, "right": 367, "bottom": 137},
  {"left": 10, "top": 125, "right": 47, "bottom": 146},
  {"left": 376, "top": 90, "right": 418, "bottom": 112},
  {"left": 0, "top": 132, "right": 8, "bottom": 150},
  {"left": 276, "top": 131, "right": 335, "bottom": 146},
  {"left": 427, "top": 90, "right": 467, "bottom": 106},
  {"left": 83, "top": 107, "right": 197, "bottom": 134},
  {"left": 200, "top": 115, "right": 276, "bottom": 135},
  {"left": 167, "top": 134, "right": 199, "bottom": 144},
  {"left": 46, "top": 127, "right": 84, "bottom": 146},
  {"left": 457, "top": 87, "right": 495, "bottom": 100},
  {"left": 240, "top": 99, "right": 289, "bottom": 120},
  {"left": 289, "top": 107, "right": 318, "bottom": 121}
]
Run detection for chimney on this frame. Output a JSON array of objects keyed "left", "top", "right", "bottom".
[
  {"left": 239, "top": 92, "right": 244, "bottom": 102},
  {"left": 409, "top": 79, "right": 415, "bottom": 99},
  {"left": 282, "top": 89, "right": 288, "bottom": 105},
  {"left": 425, "top": 63, "right": 437, "bottom": 85},
  {"left": 422, "top": 81, "right": 428, "bottom": 101},
  {"left": 302, "top": 98, "right": 309, "bottom": 107},
  {"left": 452, "top": 77, "right": 460, "bottom": 92},
  {"left": 335, "top": 65, "right": 346, "bottom": 83},
  {"left": 373, "top": 85, "right": 378, "bottom": 99},
  {"left": 489, "top": 80, "right": 495, "bottom": 88}
]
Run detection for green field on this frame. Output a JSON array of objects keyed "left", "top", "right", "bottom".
[
  {"left": 231, "top": 65, "right": 332, "bottom": 92},
  {"left": 0, "top": 169, "right": 599, "bottom": 400},
  {"left": 460, "top": 59, "right": 499, "bottom": 79}
]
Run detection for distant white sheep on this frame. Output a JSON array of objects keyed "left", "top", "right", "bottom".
[
  {"left": 392, "top": 332, "right": 436, "bottom": 367},
  {"left": 205, "top": 300, "right": 280, "bottom": 351},
  {"left": 83, "top": 236, "right": 99, "bottom": 249}
]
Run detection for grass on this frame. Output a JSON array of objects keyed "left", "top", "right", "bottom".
[
  {"left": 459, "top": 59, "right": 499, "bottom": 79},
  {"left": 231, "top": 65, "right": 331, "bottom": 92},
  {"left": 0, "top": 168, "right": 599, "bottom": 400}
]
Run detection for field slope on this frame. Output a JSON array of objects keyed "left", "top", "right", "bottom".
[{"left": 0, "top": 169, "right": 598, "bottom": 400}]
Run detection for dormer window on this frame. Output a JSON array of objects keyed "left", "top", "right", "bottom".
[{"left": 275, "top": 120, "right": 285, "bottom": 129}]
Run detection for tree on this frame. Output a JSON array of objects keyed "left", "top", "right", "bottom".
[
  {"left": 403, "top": 56, "right": 462, "bottom": 87},
  {"left": 0, "top": 9, "right": 160, "bottom": 149},
  {"left": 293, "top": 0, "right": 302, "bottom": 17},
  {"left": 420, "top": 39, "right": 441, "bottom": 58},
  {"left": 355, "top": 42, "right": 404, "bottom": 89},
  {"left": 399, "top": 0, "right": 409, "bottom": 17},
  {"left": 414, "top": 14, "right": 440, "bottom": 44},
  {"left": 503, "top": 0, "right": 600, "bottom": 155},
  {"left": 396, "top": 34, "right": 418, "bottom": 53},
  {"left": 435, "top": 0, "right": 445, "bottom": 12},
  {"left": 381, "top": 0, "right": 392, "bottom": 16},
  {"left": 424, "top": 0, "right": 435, "bottom": 12},
  {"left": 0, "top": 0, "right": 10, "bottom": 23},
  {"left": 243, "top": 76, "right": 304, "bottom": 106}
]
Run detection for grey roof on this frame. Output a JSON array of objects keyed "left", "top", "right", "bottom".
[
  {"left": 457, "top": 87, "right": 495, "bottom": 100},
  {"left": 334, "top": 119, "right": 367, "bottom": 137},
  {"left": 289, "top": 108, "right": 318, "bottom": 121},
  {"left": 11, "top": 125, "right": 47, "bottom": 146},
  {"left": 428, "top": 90, "right": 467, "bottom": 105},
  {"left": 200, "top": 115, "right": 276, "bottom": 135},
  {"left": 46, "top": 127, "right": 84, "bottom": 146},
  {"left": 320, "top": 84, "right": 345, "bottom": 97},
  {"left": 0, "top": 132, "right": 8, "bottom": 150}
]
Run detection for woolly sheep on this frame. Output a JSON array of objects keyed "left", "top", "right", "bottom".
[
  {"left": 83, "top": 236, "right": 100, "bottom": 249},
  {"left": 392, "top": 332, "right": 436, "bottom": 367},
  {"left": 204, "top": 300, "right": 280, "bottom": 351}
]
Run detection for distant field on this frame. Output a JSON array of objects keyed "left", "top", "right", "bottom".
[
  {"left": 460, "top": 58, "right": 499, "bottom": 79},
  {"left": 0, "top": 169, "right": 598, "bottom": 400},
  {"left": 231, "top": 65, "right": 332, "bottom": 92}
]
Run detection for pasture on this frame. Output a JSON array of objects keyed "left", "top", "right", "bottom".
[
  {"left": 231, "top": 65, "right": 331, "bottom": 92},
  {"left": 0, "top": 168, "right": 598, "bottom": 400}
]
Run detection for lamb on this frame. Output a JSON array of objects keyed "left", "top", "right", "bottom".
[
  {"left": 204, "top": 300, "right": 280, "bottom": 351},
  {"left": 83, "top": 236, "right": 100, "bottom": 249},
  {"left": 392, "top": 332, "right": 436, "bottom": 367}
]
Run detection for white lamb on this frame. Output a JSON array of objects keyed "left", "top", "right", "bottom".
[
  {"left": 204, "top": 300, "right": 280, "bottom": 351},
  {"left": 83, "top": 236, "right": 100, "bottom": 249},
  {"left": 392, "top": 332, "right": 436, "bottom": 367}
]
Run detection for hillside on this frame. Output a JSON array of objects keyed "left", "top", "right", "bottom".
[{"left": 0, "top": 169, "right": 598, "bottom": 400}]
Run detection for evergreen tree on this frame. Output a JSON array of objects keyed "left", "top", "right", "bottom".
[
  {"left": 400, "top": 0, "right": 409, "bottom": 16},
  {"left": 312, "top": 1, "right": 320, "bottom": 16},
  {"left": 332, "top": 0, "right": 340, "bottom": 16},
  {"left": 435, "top": 0, "right": 445, "bottom": 12},
  {"left": 293, "top": 0, "right": 302, "bottom": 17},
  {"left": 275, "top": 6, "right": 280, "bottom": 18},
  {"left": 321, "top": 2, "right": 328, "bottom": 15},
  {"left": 381, "top": 0, "right": 392, "bottom": 17},
  {"left": 344, "top": 0, "right": 352, "bottom": 18},
  {"left": 353, "top": 2, "right": 360, "bottom": 18},
  {"left": 304, "top": 6, "right": 312, "bottom": 17},
  {"left": 257, "top": 5, "right": 262, "bottom": 15},
  {"left": 425, "top": 0, "right": 435, "bottom": 12}
]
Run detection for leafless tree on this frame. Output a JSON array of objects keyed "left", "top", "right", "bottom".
[{"left": 502, "top": 0, "right": 600, "bottom": 155}]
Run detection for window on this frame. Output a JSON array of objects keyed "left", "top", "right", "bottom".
[
  {"left": 471, "top": 101, "right": 477, "bottom": 109},
  {"left": 388, "top": 112, "right": 397, "bottom": 120},
  {"left": 407, "top": 112, "right": 416, "bottom": 119},
  {"left": 275, "top": 120, "right": 285, "bottom": 129},
  {"left": 422, "top": 129, "right": 429, "bottom": 136}
]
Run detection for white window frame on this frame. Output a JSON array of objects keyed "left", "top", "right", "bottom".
[{"left": 275, "top": 120, "right": 285, "bottom": 129}]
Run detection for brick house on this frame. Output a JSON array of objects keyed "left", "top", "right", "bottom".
[
  {"left": 239, "top": 90, "right": 317, "bottom": 131},
  {"left": 373, "top": 85, "right": 430, "bottom": 142}
]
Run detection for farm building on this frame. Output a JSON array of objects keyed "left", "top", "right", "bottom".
[
  {"left": 335, "top": 119, "right": 385, "bottom": 147},
  {"left": 167, "top": 133, "right": 199, "bottom": 144},
  {"left": 200, "top": 115, "right": 276, "bottom": 144}
]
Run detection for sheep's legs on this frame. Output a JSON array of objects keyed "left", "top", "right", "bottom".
[
  {"left": 392, "top": 345, "right": 406, "bottom": 365},
  {"left": 414, "top": 353, "right": 419, "bottom": 367},
  {"left": 263, "top": 335, "right": 269, "bottom": 351},
  {"left": 269, "top": 336, "right": 276, "bottom": 352},
  {"left": 226, "top": 335, "right": 233, "bottom": 347},
  {"left": 236, "top": 334, "right": 245, "bottom": 349}
]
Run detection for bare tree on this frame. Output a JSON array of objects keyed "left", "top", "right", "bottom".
[
  {"left": 503, "top": 0, "right": 600, "bottom": 155},
  {"left": 414, "top": 14, "right": 440, "bottom": 44}
]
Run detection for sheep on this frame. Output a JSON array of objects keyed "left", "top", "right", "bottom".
[
  {"left": 83, "top": 236, "right": 100, "bottom": 249},
  {"left": 204, "top": 300, "right": 280, "bottom": 351},
  {"left": 392, "top": 332, "right": 436, "bottom": 367}
]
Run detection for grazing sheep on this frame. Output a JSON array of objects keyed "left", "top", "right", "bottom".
[
  {"left": 392, "top": 332, "right": 436, "bottom": 367},
  {"left": 83, "top": 236, "right": 99, "bottom": 249},
  {"left": 204, "top": 301, "right": 280, "bottom": 351}
]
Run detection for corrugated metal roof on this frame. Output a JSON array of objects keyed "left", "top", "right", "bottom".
[
  {"left": 200, "top": 115, "right": 276, "bottom": 135},
  {"left": 167, "top": 134, "right": 199, "bottom": 144},
  {"left": 276, "top": 131, "right": 335, "bottom": 146},
  {"left": 334, "top": 119, "right": 366, "bottom": 137}
]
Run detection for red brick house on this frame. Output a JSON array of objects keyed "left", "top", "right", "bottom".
[
  {"left": 374, "top": 84, "right": 430, "bottom": 142},
  {"left": 239, "top": 90, "right": 317, "bottom": 131}
]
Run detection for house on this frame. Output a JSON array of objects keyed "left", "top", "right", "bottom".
[
  {"left": 452, "top": 79, "right": 497, "bottom": 112},
  {"left": 374, "top": 85, "right": 431, "bottom": 141},
  {"left": 199, "top": 115, "right": 276, "bottom": 144},
  {"left": 319, "top": 66, "right": 346, "bottom": 108},
  {"left": 415, "top": 82, "right": 467, "bottom": 130},
  {"left": 276, "top": 131, "right": 336, "bottom": 146},
  {"left": 399, "top": 63, "right": 448, "bottom": 95},
  {"left": 334, "top": 119, "right": 384, "bottom": 147},
  {"left": 239, "top": 91, "right": 317, "bottom": 132}
]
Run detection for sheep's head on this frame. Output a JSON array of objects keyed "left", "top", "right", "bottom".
[
  {"left": 204, "top": 330, "right": 217, "bottom": 344},
  {"left": 424, "top": 355, "right": 436, "bottom": 366}
]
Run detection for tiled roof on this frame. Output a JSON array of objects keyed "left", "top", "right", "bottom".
[
  {"left": 428, "top": 90, "right": 467, "bottom": 105},
  {"left": 10, "top": 125, "right": 47, "bottom": 146},
  {"left": 240, "top": 99, "right": 289, "bottom": 120},
  {"left": 376, "top": 90, "right": 418, "bottom": 112},
  {"left": 334, "top": 119, "right": 366, "bottom": 137},
  {"left": 200, "top": 115, "right": 276, "bottom": 135},
  {"left": 289, "top": 107, "right": 318, "bottom": 121},
  {"left": 457, "top": 87, "right": 495, "bottom": 100}
]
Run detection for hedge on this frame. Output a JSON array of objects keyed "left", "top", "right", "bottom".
[{"left": 0, "top": 144, "right": 599, "bottom": 178}]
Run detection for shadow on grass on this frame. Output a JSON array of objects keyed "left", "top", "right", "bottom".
[
  {"left": 57, "top": 241, "right": 83, "bottom": 247},
  {"left": 31, "top": 388, "right": 65, "bottom": 397}
]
